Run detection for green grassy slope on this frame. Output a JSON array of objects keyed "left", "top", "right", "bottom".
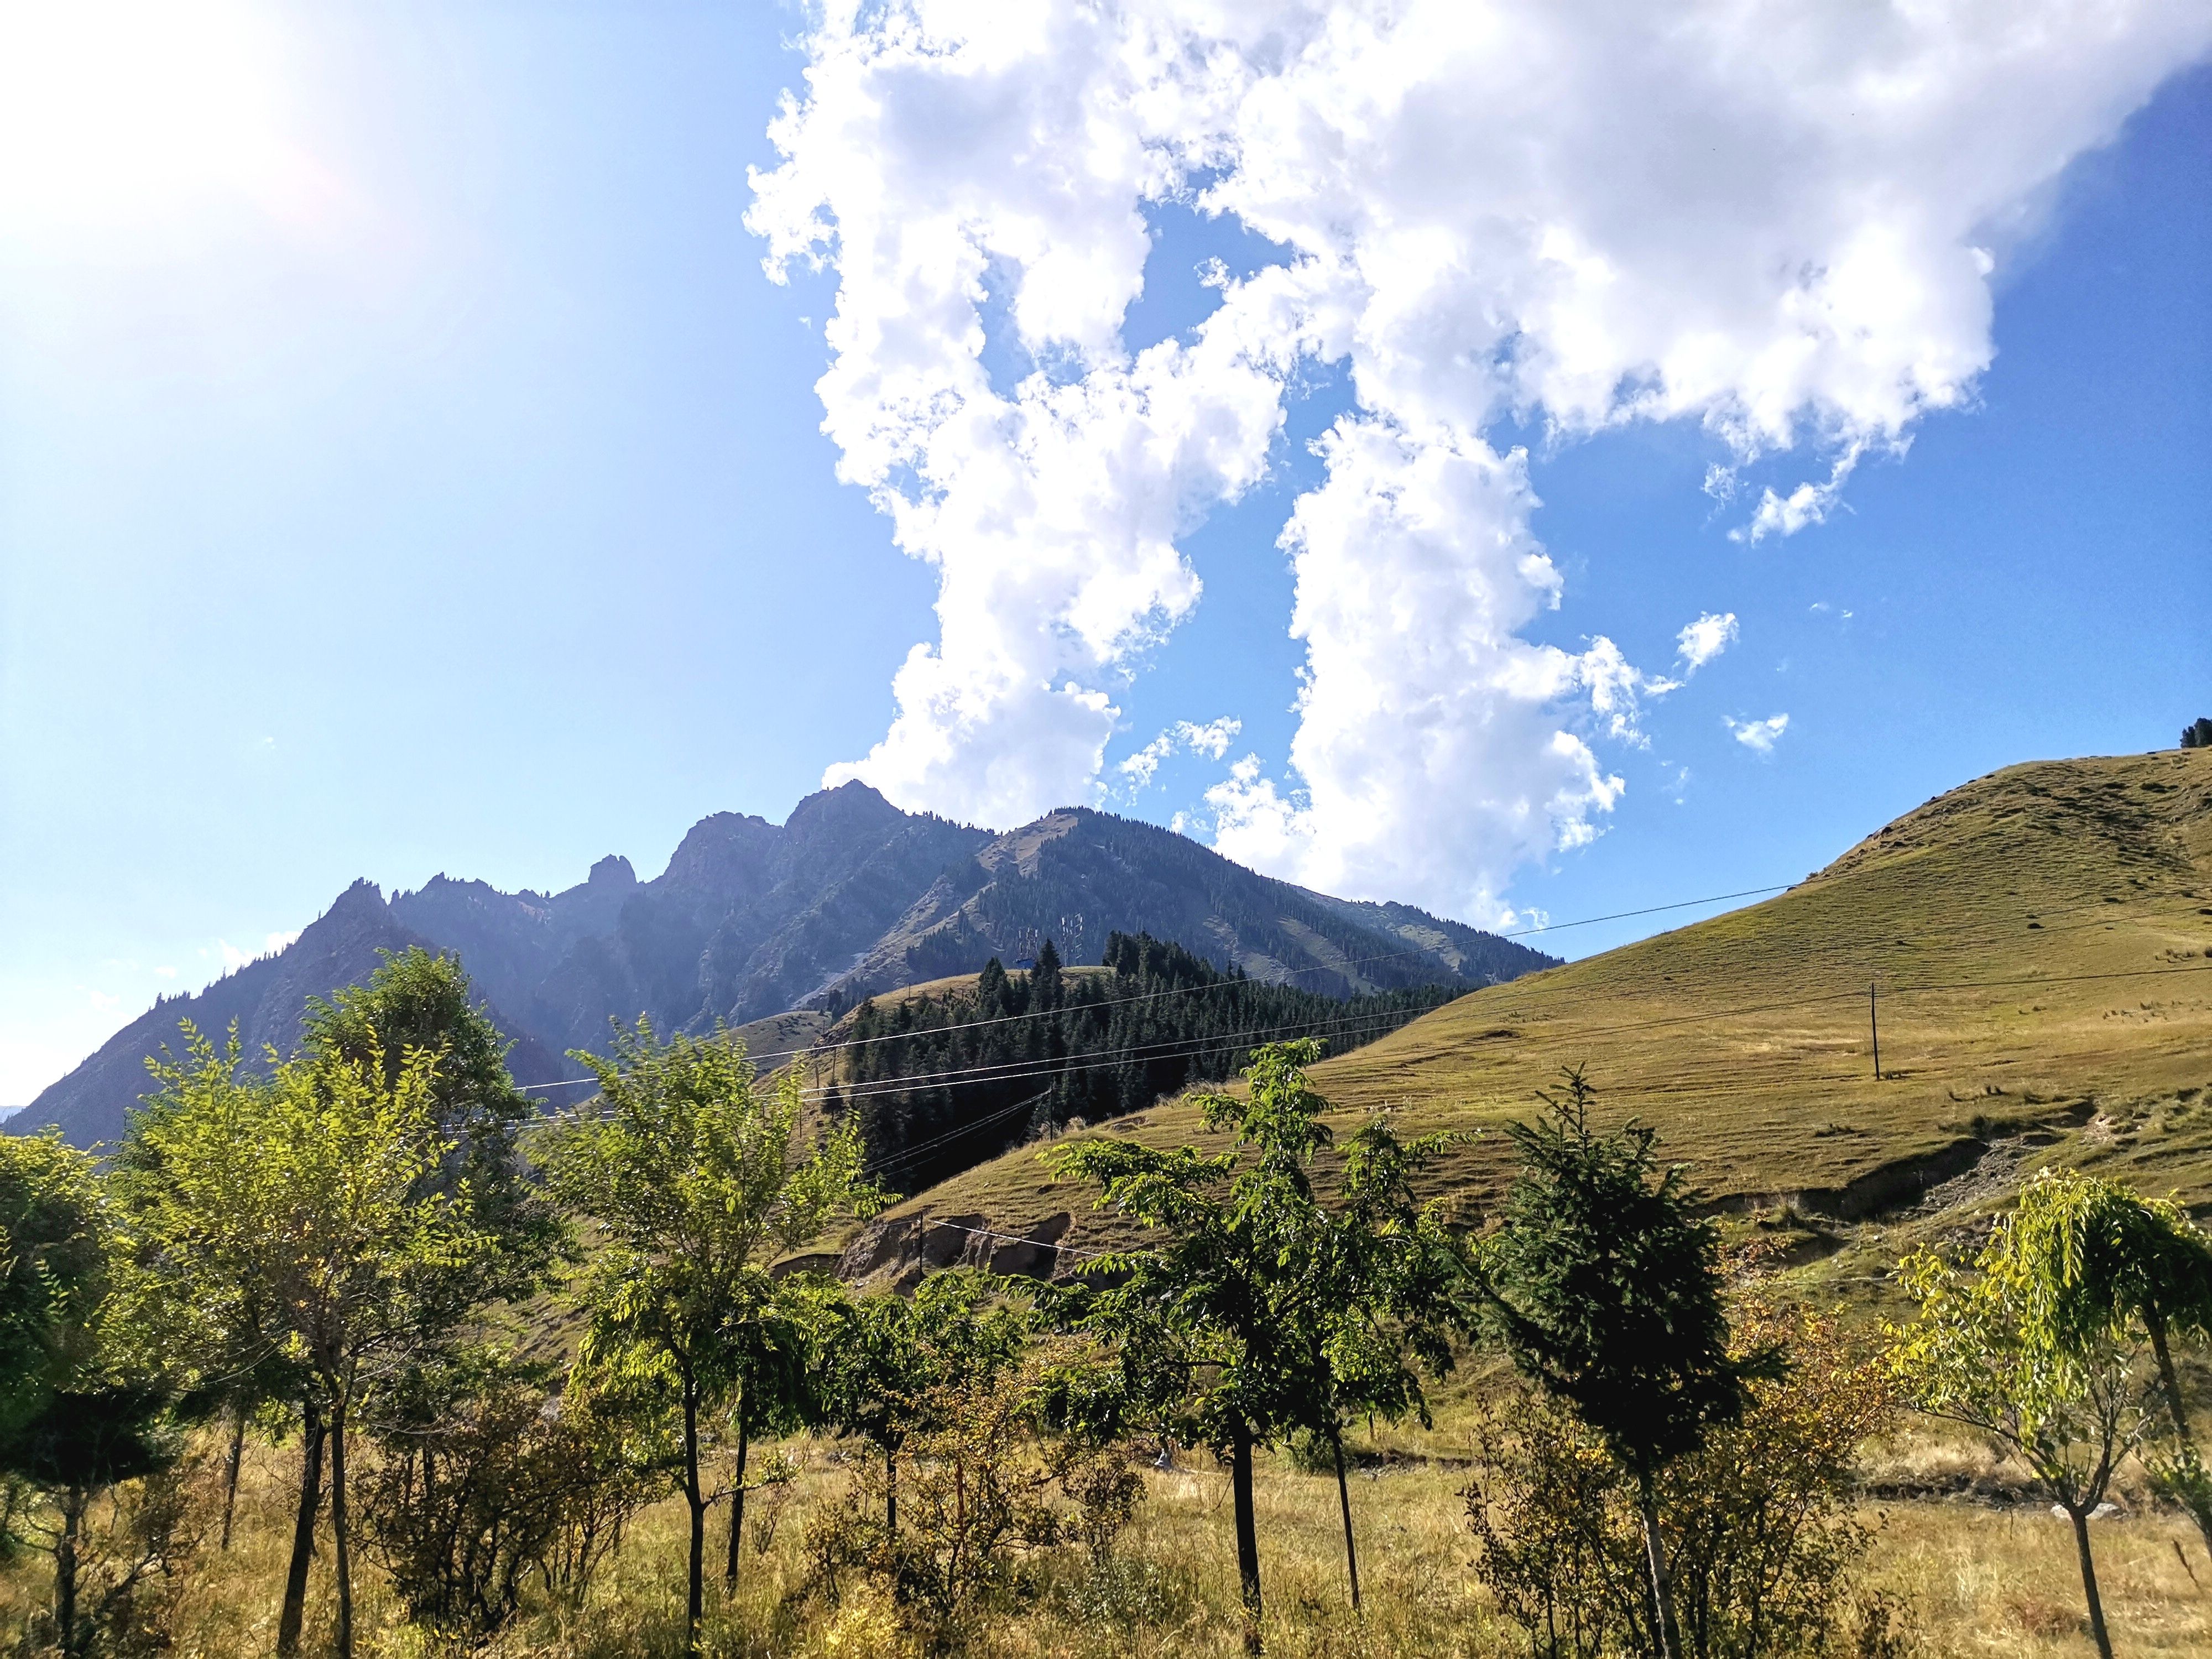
[{"left": 869, "top": 750, "right": 2212, "bottom": 1264}]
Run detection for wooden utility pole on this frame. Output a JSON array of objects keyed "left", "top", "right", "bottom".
[{"left": 1869, "top": 980, "right": 1881, "bottom": 1081}]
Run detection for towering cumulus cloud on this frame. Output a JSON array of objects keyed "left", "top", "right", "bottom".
[{"left": 750, "top": 1, "right": 2207, "bottom": 917}]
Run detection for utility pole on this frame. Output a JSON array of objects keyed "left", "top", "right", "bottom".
[{"left": 1869, "top": 980, "right": 1881, "bottom": 1081}]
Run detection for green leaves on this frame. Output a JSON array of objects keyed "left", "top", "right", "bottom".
[
  {"left": 536, "top": 1018, "right": 884, "bottom": 1391},
  {"left": 1481, "top": 1066, "right": 1761, "bottom": 1484},
  {"left": 1889, "top": 1203, "right": 2160, "bottom": 1507},
  {"left": 127, "top": 1018, "right": 487, "bottom": 1398},
  {"left": 0, "top": 1131, "right": 127, "bottom": 1443},
  {"left": 2006, "top": 1166, "right": 2212, "bottom": 1353}
]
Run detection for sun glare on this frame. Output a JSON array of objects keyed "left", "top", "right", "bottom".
[{"left": 0, "top": 0, "right": 306, "bottom": 238}]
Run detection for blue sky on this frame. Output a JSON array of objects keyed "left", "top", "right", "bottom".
[{"left": 1, "top": 4, "right": 2205, "bottom": 1105}]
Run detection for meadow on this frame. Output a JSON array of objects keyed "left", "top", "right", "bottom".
[
  {"left": 9, "top": 1422, "right": 2209, "bottom": 1658},
  {"left": 868, "top": 752, "right": 2212, "bottom": 1282}
]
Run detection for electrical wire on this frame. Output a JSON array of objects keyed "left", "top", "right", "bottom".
[{"left": 513, "top": 878, "right": 1809, "bottom": 1096}]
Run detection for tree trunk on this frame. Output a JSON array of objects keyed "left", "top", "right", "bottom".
[
  {"left": 885, "top": 1443, "right": 898, "bottom": 1537},
  {"left": 331, "top": 1392, "right": 354, "bottom": 1659},
  {"left": 1638, "top": 1478, "right": 1682, "bottom": 1659},
  {"left": 681, "top": 1376, "right": 705, "bottom": 1653},
  {"left": 2069, "top": 1504, "right": 2115, "bottom": 1659},
  {"left": 220, "top": 1401, "right": 247, "bottom": 1552},
  {"left": 276, "top": 1399, "right": 325, "bottom": 1659},
  {"left": 1331, "top": 1428, "right": 1361, "bottom": 1613},
  {"left": 55, "top": 1485, "right": 84, "bottom": 1658},
  {"left": 724, "top": 1417, "right": 750, "bottom": 1592},
  {"left": 1230, "top": 1419, "right": 1264, "bottom": 1654},
  {"left": 2147, "top": 1310, "right": 2212, "bottom": 1564}
]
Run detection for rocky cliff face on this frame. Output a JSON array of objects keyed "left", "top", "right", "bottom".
[{"left": 17, "top": 783, "right": 1553, "bottom": 1148}]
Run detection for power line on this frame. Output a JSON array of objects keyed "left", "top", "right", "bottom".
[
  {"left": 515, "top": 877, "right": 1809, "bottom": 1097},
  {"left": 519, "top": 886, "right": 2209, "bottom": 1118},
  {"left": 832, "top": 958, "right": 2212, "bottom": 1135},
  {"left": 536, "top": 999, "right": 1440, "bottom": 1126},
  {"left": 521, "top": 868, "right": 2191, "bottom": 1098}
]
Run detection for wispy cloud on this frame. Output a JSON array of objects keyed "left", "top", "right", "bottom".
[
  {"left": 1117, "top": 717, "right": 1244, "bottom": 794},
  {"left": 218, "top": 928, "right": 301, "bottom": 973}
]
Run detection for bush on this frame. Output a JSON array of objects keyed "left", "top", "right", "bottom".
[
  {"left": 2182, "top": 717, "right": 2212, "bottom": 750},
  {"left": 804, "top": 1351, "right": 1145, "bottom": 1652},
  {"left": 359, "top": 1375, "right": 658, "bottom": 1649},
  {"left": 15, "top": 1460, "right": 202, "bottom": 1659},
  {"left": 1467, "top": 1292, "right": 1909, "bottom": 1659}
]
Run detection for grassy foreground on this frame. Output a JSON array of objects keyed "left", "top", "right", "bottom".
[{"left": 7, "top": 1426, "right": 2209, "bottom": 1658}]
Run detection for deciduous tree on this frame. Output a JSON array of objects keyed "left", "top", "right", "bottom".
[
  {"left": 0, "top": 1132, "right": 180, "bottom": 1659},
  {"left": 1049, "top": 1038, "right": 1339, "bottom": 1652},
  {"left": 2008, "top": 1167, "right": 2212, "bottom": 1562},
  {"left": 536, "top": 1019, "right": 878, "bottom": 1651},
  {"left": 1891, "top": 1214, "right": 2158, "bottom": 1659},
  {"left": 126, "top": 1026, "right": 494, "bottom": 1658}
]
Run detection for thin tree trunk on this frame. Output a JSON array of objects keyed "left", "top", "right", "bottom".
[
  {"left": 682, "top": 1376, "right": 705, "bottom": 1653},
  {"left": 331, "top": 1392, "right": 353, "bottom": 1659},
  {"left": 220, "top": 1401, "right": 248, "bottom": 1552},
  {"left": 55, "top": 1485, "right": 84, "bottom": 1659},
  {"left": 2069, "top": 1505, "right": 2116, "bottom": 1659},
  {"left": 1331, "top": 1428, "right": 1361, "bottom": 1614},
  {"left": 724, "top": 1417, "right": 750, "bottom": 1592},
  {"left": 1230, "top": 1419, "right": 1264, "bottom": 1654},
  {"left": 1638, "top": 1479, "right": 1683, "bottom": 1659},
  {"left": 2147, "top": 1310, "right": 2212, "bottom": 1564},
  {"left": 885, "top": 1443, "right": 898, "bottom": 1536},
  {"left": 276, "top": 1400, "right": 325, "bottom": 1658}
]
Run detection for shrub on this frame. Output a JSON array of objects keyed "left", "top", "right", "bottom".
[
  {"left": 358, "top": 1375, "right": 658, "bottom": 1648},
  {"left": 15, "top": 1460, "right": 203, "bottom": 1659},
  {"left": 1467, "top": 1292, "right": 1906, "bottom": 1659},
  {"left": 805, "top": 1350, "right": 1146, "bottom": 1651}
]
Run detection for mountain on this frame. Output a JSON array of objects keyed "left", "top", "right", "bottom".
[
  {"left": 15, "top": 782, "right": 1551, "bottom": 1148},
  {"left": 829, "top": 805, "right": 1546, "bottom": 1003},
  {"left": 13, "top": 880, "right": 575, "bottom": 1149},
  {"left": 848, "top": 749, "right": 2212, "bottom": 1285}
]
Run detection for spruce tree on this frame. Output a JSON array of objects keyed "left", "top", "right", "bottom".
[{"left": 1480, "top": 1068, "right": 1771, "bottom": 1659}]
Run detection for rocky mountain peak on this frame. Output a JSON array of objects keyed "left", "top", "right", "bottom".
[{"left": 586, "top": 854, "right": 637, "bottom": 888}]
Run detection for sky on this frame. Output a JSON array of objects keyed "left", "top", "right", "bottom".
[{"left": 1, "top": 1, "right": 2207, "bottom": 1108}]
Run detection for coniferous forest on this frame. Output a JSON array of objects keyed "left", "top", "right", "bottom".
[{"left": 823, "top": 932, "right": 1462, "bottom": 1192}]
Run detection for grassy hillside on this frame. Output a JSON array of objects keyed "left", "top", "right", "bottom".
[{"left": 868, "top": 750, "right": 2212, "bottom": 1276}]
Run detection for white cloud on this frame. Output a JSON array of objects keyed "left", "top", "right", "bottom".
[
  {"left": 1726, "top": 713, "right": 1791, "bottom": 755},
  {"left": 1677, "top": 612, "right": 1740, "bottom": 674},
  {"left": 752, "top": 0, "right": 2209, "bottom": 915},
  {"left": 153, "top": 965, "right": 176, "bottom": 979},
  {"left": 1735, "top": 445, "right": 1868, "bottom": 543}
]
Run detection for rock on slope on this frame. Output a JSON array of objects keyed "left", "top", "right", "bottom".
[{"left": 17, "top": 783, "right": 1550, "bottom": 1148}]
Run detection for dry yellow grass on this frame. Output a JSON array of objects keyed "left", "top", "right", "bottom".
[{"left": 8, "top": 1426, "right": 2208, "bottom": 1657}]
